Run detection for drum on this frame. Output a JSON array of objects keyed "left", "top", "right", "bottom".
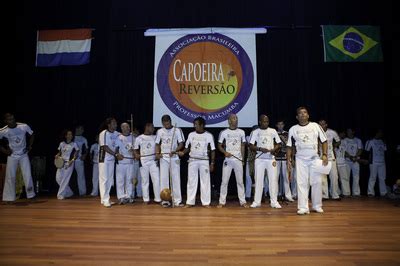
[{"left": 54, "top": 157, "right": 64, "bottom": 169}]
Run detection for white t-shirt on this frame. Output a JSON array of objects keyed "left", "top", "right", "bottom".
[
  {"left": 58, "top": 141, "right": 80, "bottom": 161},
  {"left": 0, "top": 123, "right": 33, "bottom": 158},
  {"left": 321, "top": 128, "right": 340, "bottom": 160},
  {"left": 185, "top": 131, "right": 215, "bottom": 160},
  {"left": 287, "top": 122, "right": 327, "bottom": 160},
  {"left": 90, "top": 143, "right": 99, "bottom": 163},
  {"left": 99, "top": 130, "right": 120, "bottom": 162},
  {"left": 343, "top": 137, "right": 363, "bottom": 162},
  {"left": 134, "top": 134, "right": 157, "bottom": 164},
  {"left": 335, "top": 141, "right": 347, "bottom": 165},
  {"left": 249, "top": 128, "right": 282, "bottom": 160},
  {"left": 74, "top": 135, "right": 88, "bottom": 161},
  {"left": 365, "top": 139, "right": 386, "bottom": 164},
  {"left": 218, "top": 128, "right": 246, "bottom": 159},
  {"left": 118, "top": 134, "right": 134, "bottom": 164},
  {"left": 155, "top": 127, "right": 185, "bottom": 159}
]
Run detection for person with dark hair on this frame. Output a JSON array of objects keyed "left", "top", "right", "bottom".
[
  {"left": 155, "top": 114, "right": 185, "bottom": 207},
  {"left": 0, "top": 113, "right": 36, "bottom": 202},
  {"left": 55, "top": 130, "right": 79, "bottom": 200},
  {"left": 178, "top": 117, "right": 215, "bottom": 208},
  {"left": 365, "top": 129, "right": 387, "bottom": 197},
  {"left": 287, "top": 107, "right": 328, "bottom": 215},
  {"left": 249, "top": 115, "right": 282, "bottom": 208},
  {"left": 73, "top": 125, "right": 88, "bottom": 196},
  {"left": 98, "top": 117, "right": 123, "bottom": 208},
  {"left": 217, "top": 114, "right": 249, "bottom": 208},
  {"left": 343, "top": 128, "right": 363, "bottom": 197}
]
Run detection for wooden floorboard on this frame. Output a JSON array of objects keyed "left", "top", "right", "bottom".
[{"left": 1, "top": 196, "right": 399, "bottom": 265}]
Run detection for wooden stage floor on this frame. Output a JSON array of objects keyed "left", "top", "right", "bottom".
[{"left": 1, "top": 196, "right": 399, "bottom": 265}]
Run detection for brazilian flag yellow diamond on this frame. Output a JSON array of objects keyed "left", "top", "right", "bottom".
[{"left": 329, "top": 27, "right": 378, "bottom": 59}]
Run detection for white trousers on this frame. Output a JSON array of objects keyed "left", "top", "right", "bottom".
[
  {"left": 131, "top": 161, "right": 142, "bottom": 198},
  {"left": 296, "top": 158, "right": 323, "bottom": 212},
  {"left": 55, "top": 162, "right": 74, "bottom": 199},
  {"left": 345, "top": 161, "right": 360, "bottom": 196},
  {"left": 140, "top": 160, "right": 161, "bottom": 202},
  {"left": 321, "top": 160, "right": 340, "bottom": 199},
  {"left": 219, "top": 158, "right": 246, "bottom": 205},
  {"left": 337, "top": 163, "right": 350, "bottom": 196},
  {"left": 253, "top": 159, "right": 278, "bottom": 206},
  {"left": 3, "top": 155, "right": 36, "bottom": 201},
  {"left": 74, "top": 160, "right": 86, "bottom": 196},
  {"left": 245, "top": 161, "right": 252, "bottom": 198},
  {"left": 160, "top": 157, "right": 182, "bottom": 205},
  {"left": 368, "top": 163, "right": 387, "bottom": 196},
  {"left": 277, "top": 160, "right": 293, "bottom": 199},
  {"left": 90, "top": 163, "right": 99, "bottom": 196},
  {"left": 116, "top": 163, "right": 134, "bottom": 200},
  {"left": 99, "top": 161, "right": 115, "bottom": 205},
  {"left": 186, "top": 160, "right": 211, "bottom": 206}
]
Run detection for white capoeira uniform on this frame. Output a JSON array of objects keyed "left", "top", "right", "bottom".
[
  {"left": 134, "top": 134, "right": 161, "bottom": 203},
  {"left": 321, "top": 129, "right": 341, "bottom": 199},
  {"left": 276, "top": 130, "right": 294, "bottom": 201},
  {"left": 335, "top": 141, "right": 349, "bottom": 196},
  {"left": 249, "top": 127, "right": 282, "bottom": 207},
  {"left": 98, "top": 129, "right": 120, "bottom": 206},
  {"left": 185, "top": 131, "right": 215, "bottom": 206},
  {"left": 89, "top": 143, "right": 99, "bottom": 196},
  {"left": 365, "top": 138, "right": 387, "bottom": 196},
  {"left": 287, "top": 122, "right": 327, "bottom": 213},
  {"left": 55, "top": 141, "right": 79, "bottom": 199},
  {"left": 73, "top": 135, "right": 88, "bottom": 196},
  {"left": 0, "top": 123, "right": 36, "bottom": 201},
  {"left": 343, "top": 137, "right": 363, "bottom": 196},
  {"left": 155, "top": 126, "right": 185, "bottom": 205},
  {"left": 116, "top": 134, "right": 134, "bottom": 200},
  {"left": 218, "top": 128, "right": 247, "bottom": 205}
]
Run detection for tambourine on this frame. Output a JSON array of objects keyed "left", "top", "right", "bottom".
[{"left": 54, "top": 157, "right": 64, "bottom": 169}]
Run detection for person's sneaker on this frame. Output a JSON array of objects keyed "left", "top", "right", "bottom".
[
  {"left": 217, "top": 204, "right": 225, "bottom": 208},
  {"left": 118, "top": 199, "right": 126, "bottom": 205},
  {"left": 286, "top": 197, "right": 295, "bottom": 202},
  {"left": 174, "top": 203, "right": 185, "bottom": 207},
  {"left": 128, "top": 198, "right": 135, "bottom": 204},
  {"left": 312, "top": 208, "right": 324, "bottom": 213},
  {"left": 297, "top": 209, "right": 310, "bottom": 215},
  {"left": 183, "top": 204, "right": 193, "bottom": 208},
  {"left": 162, "top": 201, "right": 171, "bottom": 208},
  {"left": 271, "top": 203, "right": 282, "bottom": 209},
  {"left": 57, "top": 196, "right": 65, "bottom": 200},
  {"left": 250, "top": 202, "right": 260, "bottom": 208},
  {"left": 143, "top": 201, "right": 149, "bottom": 205},
  {"left": 203, "top": 205, "right": 211, "bottom": 208},
  {"left": 104, "top": 202, "right": 111, "bottom": 208},
  {"left": 241, "top": 203, "right": 250, "bottom": 208}
]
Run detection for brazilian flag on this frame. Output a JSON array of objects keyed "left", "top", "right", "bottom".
[{"left": 322, "top": 25, "right": 383, "bottom": 62}]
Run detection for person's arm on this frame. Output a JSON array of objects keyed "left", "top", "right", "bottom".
[
  {"left": 210, "top": 149, "right": 216, "bottom": 172},
  {"left": 25, "top": 133, "right": 35, "bottom": 153},
  {"left": 241, "top": 142, "right": 245, "bottom": 162},
  {"left": 218, "top": 142, "right": 232, "bottom": 158},
  {"left": 134, "top": 149, "right": 141, "bottom": 160},
  {"left": 0, "top": 145, "right": 11, "bottom": 156},
  {"left": 155, "top": 143, "right": 162, "bottom": 160},
  {"left": 103, "top": 145, "right": 123, "bottom": 160},
  {"left": 81, "top": 140, "right": 88, "bottom": 161},
  {"left": 321, "top": 141, "right": 328, "bottom": 165}
]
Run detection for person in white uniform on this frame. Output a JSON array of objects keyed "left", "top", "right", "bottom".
[
  {"left": 89, "top": 135, "right": 99, "bottom": 196},
  {"left": 335, "top": 130, "right": 349, "bottom": 197},
  {"left": 343, "top": 128, "right": 363, "bottom": 197},
  {"left": 0, "top": 113, "right": 36, "bottom": 202},
  {"left": 155, "top": 115, "right": 185, "bottom": 207},
  {"left": 116, "top": 123, "right": 135, "bottom": 204},
  {"left": 244, "top": 125, "right": 258, "bottom": 200},
  {"left": 134, "top": 123, "right": 161, "bottom": 204},
  {"left": 287, "top": 107, "right": 328, "bottom": 215},
  {"left": 318, "top": 119, "right": 341, "bottom": 200},
  {"left": 249, "top": 115, "right": 282, "bottom": 209},
  {"left": 55, "top": 130, "right": 79, "bottom": 200},
  {"left": 217, "top": 114, "right": 249, "bottom": 208},
  {"left": 178, "top": 117, "right": 216, "bottom": 208},
  {"left": 365, "top": 129, "right": 387, "bottom": 197},
  {"left": 98, "top": 118, "right": 123, "bottom": 208},
  {"left": 275, "top": 120, "right": 294, "bottom": 202},
  {"left": 73, "top": 125, "right": 88, "bottom": 196}
]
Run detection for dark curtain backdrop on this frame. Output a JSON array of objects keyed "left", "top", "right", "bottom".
[{"left": 10, "top": 0, "right": 396, "bottom": 194}]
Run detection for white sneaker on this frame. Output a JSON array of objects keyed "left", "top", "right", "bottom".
[
  {"left": 57, "top": 196, "right": 65, "bottom": 200},
  {"left": 103, "top": 202, "right": 111, "bottom": 208},
  {"left": 271, "top": 203, "right": 282, "bottom": 209},
  {"left": 286, "top": 197, "right": 295, "bottom": 202},
  {"left": 312, "top": 208, "right": 324, "bottom": 213},
  {"left": 250, "top": 202, "right": 260, "bottom": 208},
  {"left": 297, "top": 209, "right": 310, "bottom": 215}
]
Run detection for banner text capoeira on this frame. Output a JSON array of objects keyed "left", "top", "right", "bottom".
[{"left": 145, "top": 28, "right": 266, "bottom": 127}]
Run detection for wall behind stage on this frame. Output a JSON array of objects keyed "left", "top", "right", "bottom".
[{"left": 10, "top": 0, "right": 396, "bottom": 192}]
